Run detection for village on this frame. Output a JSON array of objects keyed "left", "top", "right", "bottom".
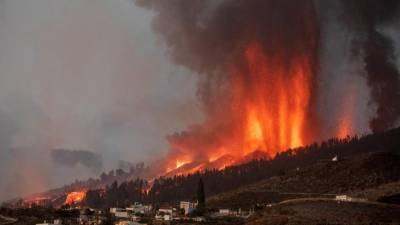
[
  {"left": 32, "top": 192, "right": 369, "bottom": 225},
  {"left": 30, "top": 155, "right": 370, "bottom": 225},
  {"left": 34, "top": 201, "right": 254, "bottom": 225}
]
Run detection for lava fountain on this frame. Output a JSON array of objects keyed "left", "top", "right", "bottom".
[
  {"left": 162, "top": 36, "right": 320, "bottom": 176},
  {"left": 231, "top": 42, "right": 314, "bottom": 156}
]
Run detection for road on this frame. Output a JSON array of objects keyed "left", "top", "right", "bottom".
[{"left": 0, "top": 214, "right": 17, "bottom": 225}]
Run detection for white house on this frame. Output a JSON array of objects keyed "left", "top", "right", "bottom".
[
  {"left": 219, "top": 209, "right": 232, "bottom": 215},
  {"left": 36, "top": 219, "right": 62, "bottom": 225},
  {"left": 335, "top": 195, "right": 352, "bottom": 202},
  {"left": 193, "top": 217, "right": 206, "bottom": 222},
  {"left": 126, "top": 203, "right": 151, "bottom": 214},
  {"left": 156, "top": 207, "right": 176, "bottom": 221},
  {"left": 163, "top": 214, "right": 171, "bottom": 221},
  {"left": 115, "top": 210, "right": 130, "bottom": 218},
  {"left": 179, "top": 201, "right": 197, "bottom": 215},
  {"left": 110, "top": 208, "right": 131, "bottom": 218},
  {"left": 158, "top": 208, "right": 173, "bottom": 215},
  {"left": 110, "top": 208, "right": 122, "bottom": 213}
]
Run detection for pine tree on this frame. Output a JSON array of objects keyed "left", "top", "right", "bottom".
[{"left": 196, "top": 178, "right": 205, "bottom": 215}]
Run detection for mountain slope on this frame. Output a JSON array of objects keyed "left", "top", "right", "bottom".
[
  {"left": 246, "top": 198, "right": 400, "bottom": 225},
  {"left": 207, "top": 152, "right": 400, "bottom": 209}
]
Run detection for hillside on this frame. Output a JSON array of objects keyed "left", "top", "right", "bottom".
[
  {"left": 7, "top": 127, "right": 400, "bottom": 209},
  {"left": 351, "top": 181, "right": 400, "bottom": 203},
  {"left": 245, "top": 198, "right": 400, "bottom": 225},
  {"left": 73, "top": 127, "right": 400, "bottom": 208},
  {"left": 147, "top": 127, "right": 400, "bottom": 204},
  {"left": 207, "top": 152, "right": 400, "bottom": 209}
]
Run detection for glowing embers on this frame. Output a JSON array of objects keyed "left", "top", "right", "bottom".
[
  {"left": 64, "top": 191, "right": 86, "bottom": 205},
  {"left": 176, "top": 160, "right": 188, "bottom": 169}
]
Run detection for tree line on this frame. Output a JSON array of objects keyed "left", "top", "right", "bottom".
[{"left": 83, "top": 127, "right": 400, "bottom": 208}]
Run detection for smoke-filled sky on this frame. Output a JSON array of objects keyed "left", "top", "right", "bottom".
[
  {"left": 0, "top": 0, "right": 201, "bottom": 201},
  {"left": 1, "top": 0, "right": 400, "bottom": 202}
]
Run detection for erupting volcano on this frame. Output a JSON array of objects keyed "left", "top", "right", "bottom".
[
  {"left": 137, "top": 0, "right": 400, "bottom": 177},
  {"left": 163, "top": 39, "right": 319, "bottom": 175}
]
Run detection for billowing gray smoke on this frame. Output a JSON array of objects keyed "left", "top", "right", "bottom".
[
  {"left": 340, "top": 0, "right": 400, "bottom": 132},
  {"left": 51, "top": 149, "right": 103, "bottom": 172},
  {"left": 0, "top": 0, "right": 199, "bottom": 202}
]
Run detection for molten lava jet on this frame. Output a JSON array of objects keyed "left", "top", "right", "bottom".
[{"left": 233, "top": 42, "right": 313, "bottom": 155}]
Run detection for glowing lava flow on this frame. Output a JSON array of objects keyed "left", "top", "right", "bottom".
[
  {"left": 64, "top": 191, "right": 86, "bottom": 205},
  {"left": 176, "top": 160, "right": 187, "bottom": 169}
]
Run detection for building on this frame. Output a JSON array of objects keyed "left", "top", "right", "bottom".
[
  {"left": 36, "top": 219, "right": 62, "bottom": 225},
  {"left": 163, "top": 214, "right": 171, "bottom": 221},
  {"left": 110, "top": 208, "right": 121, "bottom": 213},
  {"left": 115, "top": 210, "right": 130, "bottom": 218},
  {"left": 335, "top": 195, "right": 352, "bottom": 201},
  {"left": 179, "top": 201, "right": 197, "bottom": 215},
  {"left": 193, "top": 217, "right": 206, "bottom": 222},
  {"left": 336, "top": 195, "right": 367, "bottom": 202},
  {"left": 115, "top": 221, "right": 141, "bottom": 225},
  {"left": 126, "top": 203, "right": 151, "bottom": 214},
  {"left": 110, "top": 208, "right": 131, "bottom": 218},
  {"left": 158, "top": 208, "right": 173, "bottom": 215},
  {"left": 219, "top": 209, "right": 232, "bottom": 215},
  {"left": 156, "top": 207, "right": 176, "bottom": 221}
]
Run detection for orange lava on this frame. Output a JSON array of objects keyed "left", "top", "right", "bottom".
[
  {"left": 64, "top": 191, "right": 86, "bottom": 205},
  {"left": 235, "top": 42, "right": 312, "bottom": 156}
]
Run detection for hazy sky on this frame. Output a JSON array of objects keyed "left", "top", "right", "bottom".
[{"left": 0, "top": 0, "right": 201, "bottom": 200}]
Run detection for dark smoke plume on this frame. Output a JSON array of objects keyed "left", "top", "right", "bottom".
[
  {"left": 135, "top": 0, "right": 320, "bottom": 165},
  {"left": 341, "top": 0, "right": 400, "bottom": 132},
  {"left": 135, "top": 0, "right": 319, "bottom": 75},
  {"left": 51, "top": 149, "right": 103, "bottom": 171}
]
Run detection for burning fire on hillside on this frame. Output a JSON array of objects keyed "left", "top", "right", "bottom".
[{"left": 64, "top": 191, "right": 86, "bottom": 205}]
